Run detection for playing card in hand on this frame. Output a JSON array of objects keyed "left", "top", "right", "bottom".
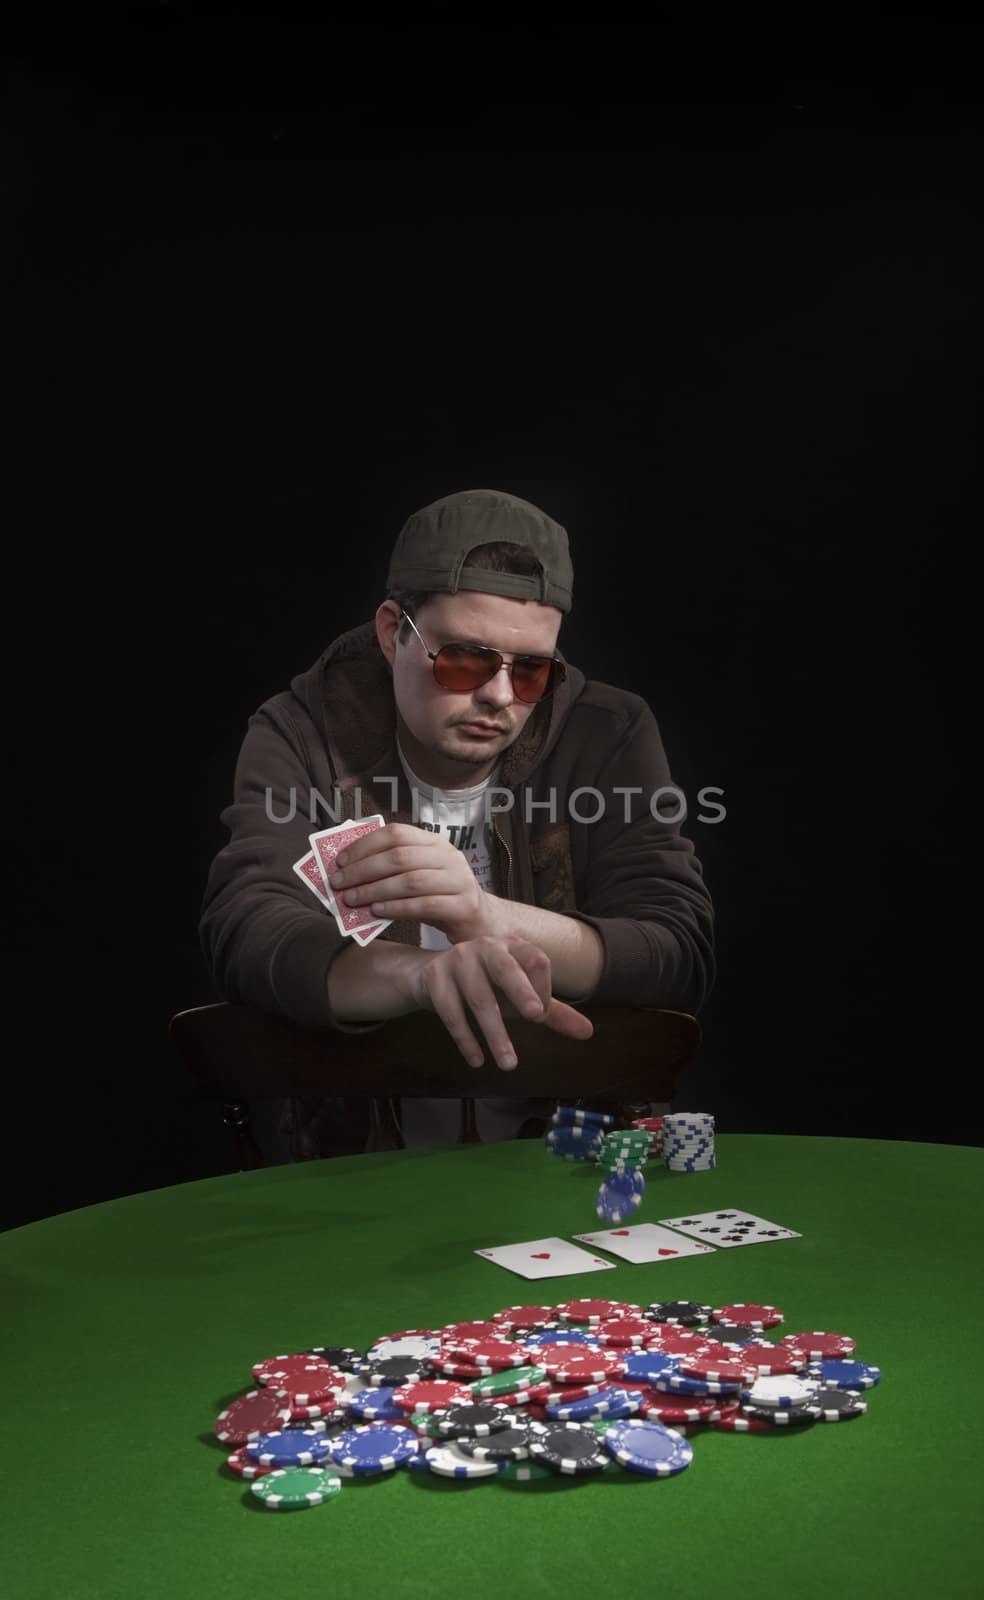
[{"left": 309, "top": 817, "right": 394, "bottom": 940}]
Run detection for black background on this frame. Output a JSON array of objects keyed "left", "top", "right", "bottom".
[{"left": 8, "top": 27, "right": 980, "bottom": 1229}]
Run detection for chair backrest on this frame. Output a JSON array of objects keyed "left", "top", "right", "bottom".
[{"left": 169, "top": 1002, "right": 701, "bottom": 1162}]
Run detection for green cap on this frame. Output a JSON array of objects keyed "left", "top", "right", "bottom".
[{"left": 387, "top": 487, "right": 574, "bottom": 614}]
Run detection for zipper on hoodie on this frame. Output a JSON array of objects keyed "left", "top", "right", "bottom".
[{"left": 493, "top": 816, "right": 513, "bottom": 900}]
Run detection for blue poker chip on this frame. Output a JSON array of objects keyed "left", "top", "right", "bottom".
[
  {"left": 347, "top": 1385, "right": 405, "bottom": 1421},
  {"left": 603, "top": 1419, "right": 694, "bottom": 1477},
  {"left": 660, "top": 1371, "right": 741, "bottom": 1398},
  {"left": 523, "top": 1329, "right": 600, "bottom": 1351},
  {"left": 547, "top": 1387, "right": 646, "bottom": 1422},
  {"left": 553, "top": 1105, "right": 617, "bottom": 1128},
  {"left": 328, "top": 1424, "right": 419, "bottom": 1475},
  {"left": 806, "top": 1359, "right": 881, "bottom": 1390},
  {"left": 596, "top": 1170, "right": 646, "bottom": 1224},
  {"left": 621, "top": 1350, "right": 681, "bottom": 1386},
  {"left": 245, "top": 1429, "right": 334, "bottom": 1467}
]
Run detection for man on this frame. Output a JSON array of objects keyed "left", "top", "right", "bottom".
[{"left": 199, "top": 487, "right": 715, "bottom": 1156}]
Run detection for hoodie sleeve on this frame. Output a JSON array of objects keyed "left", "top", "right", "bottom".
[
  {"left": 198, "top": 700, "right": 386, "bottom": 1033},
  {"left": 563, "top": 695, "right": 716, "bottom": 1016}
]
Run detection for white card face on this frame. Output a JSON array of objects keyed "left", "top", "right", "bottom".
[
  {"left": 656, "top": 1209, "right": 801, "bottom": 1248},
  {"left": 572, "top": 1224, "right": 717, "bottom": 1264},
  {"left": 476, "top": 1237, "right": 619, "bottom": 1281}
]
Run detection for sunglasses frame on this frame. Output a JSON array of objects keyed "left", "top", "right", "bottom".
[{"left": 399, "top": 608, "right": 566, "bottom": 703}]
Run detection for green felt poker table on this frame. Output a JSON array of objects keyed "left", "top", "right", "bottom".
[{"left": 3, "top": 1133, "right": 982, "bottom": 1600}]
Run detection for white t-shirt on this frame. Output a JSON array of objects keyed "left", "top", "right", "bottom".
[{"left": 396, "top": 736, "right": 541, "bottom": 1147}]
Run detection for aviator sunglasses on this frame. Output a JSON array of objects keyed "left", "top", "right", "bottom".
[{"left": 400, "top": 608, "right": 566, "bottom": 703}]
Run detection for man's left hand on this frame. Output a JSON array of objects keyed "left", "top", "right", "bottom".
[{"left": 327, "top": 824, "right": 500, "bottom": 943}]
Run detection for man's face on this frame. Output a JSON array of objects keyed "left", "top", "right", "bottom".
[{"left": 375, "top": 590, "right": 563, "bottom": 788}]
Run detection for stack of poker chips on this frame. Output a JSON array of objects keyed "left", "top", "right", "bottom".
[
  {"left": 543, "top": 1104, "right": 616, "bottom": 1162},
  {"left": 661, "top": 1112, "right": 716, "bottom": 1172},
  {"left": 212, "top": 1300, "right": 879, "bottom": 1509},
  {"left": 630, "top": 1116, "right": 665, "bottom": 1158}
]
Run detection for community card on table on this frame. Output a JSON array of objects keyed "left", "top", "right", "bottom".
[
  {"left": 656, "top": 1209, "right": 802, "bottom": 1247},
  {"left": 476, "top": 1237, "right": 618, "bottom": 1280},
  {"left": 572, "top": 1224, "right": 717, "bottom": 1264}
]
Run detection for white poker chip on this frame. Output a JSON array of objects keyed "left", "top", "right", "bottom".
[{"left": 741, "top": 1375, "right": 819, "bottom": 1410}]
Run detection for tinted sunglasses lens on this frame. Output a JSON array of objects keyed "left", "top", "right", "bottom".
[{"left": 434, "top": 646, "right": 558, "bottom": 702}]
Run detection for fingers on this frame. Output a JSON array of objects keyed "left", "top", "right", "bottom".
[{"left": 421, "top": 939, "right": 589, "bottom": 1073}]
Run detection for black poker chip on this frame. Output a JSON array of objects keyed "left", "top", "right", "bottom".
[
  {"left": 644, "top": 1302, "right": 713, "bottom": 1326},
  {"left": 306, "top": 1346, "right": 362, "bottom": 1372},
  {"left": 810, "top": 1386, "right": 868, "bottom": 1421},
  {"left": 527, "top": 1422, "right": 611, "bottom": 1474},
  {"left": 457, "top": 1423, "right": 535, "bottom": 1462},
  {"left": 740, "top": 1402, "right": 822, "bottom": 1426},
  {"left": 365, "top": 1354, "right": 435, "bottom": 1386},
  {"left": 701, "top": 1324, "right": 767, "bottom": 1346},
  {"left": 432, "top": 1402, "right": 513, "bottom": 1439}
]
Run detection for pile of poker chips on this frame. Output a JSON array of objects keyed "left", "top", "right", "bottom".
[
  {"left": 662, "top": 1112, "right": 715, "bottom": 1172},
  {"left": 212, "top": 1299, "right": 880, "bottom": 1510}
]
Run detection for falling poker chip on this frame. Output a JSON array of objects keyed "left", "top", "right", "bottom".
[{"left": 250, "top": 1466, "right": 342, "bottom": 1509}]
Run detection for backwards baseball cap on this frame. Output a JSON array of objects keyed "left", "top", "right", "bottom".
[{"left": 386, "top": 487, "right": 574, "bottom": 614}]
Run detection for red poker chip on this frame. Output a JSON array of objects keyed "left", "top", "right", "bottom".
[
  {"left": 593, "top": 1317, "right": 662, "bottom": 1348},
  {"left": 541, "top": 1350, "right": 627, "bottom": 1384},
  {"left": 391, "top": 1379, "right": 475, "bottom": 1414},
  {"left": 522, "top": 1402, "right": 549, "bottom": 1420},
  {"left": 480, "top": 1380, "right": 554, "bottom": 1407},
  {"left": 290, "top": 1399, "right": 347, "bottom": 1421},
  {"left": 781, "top": 1331, "right": 857, "bottom": 1360},
  {"left": 554, "top": 1299, "right": 640, "bottom": 1324},
  {"left": 440, "top": 1339, "right": 528, "bottom": 1370},
  {"left": 677, "top": 1354, "right": 759, "bottom": 1385},
  {"left": 437, "top": 1362, "right": 490, "bottom": 1380},
  {"left": 710, "top": 1403, "right": 773, "bottom": 1433},
  {"left": 440, "top": 1321, "right": 504, "bottom": 1344},
  {"left": 740, "top": 1345, "right": 808, "bottom": 1376},
  {"left": 214, "top": 1389, "right": 293, "bottom": 1445},
  {"left": 644, "top": 1329, "right": 721, "bottom": 1357},
  {"left": 252, "top": 1355, "right": 341, "bottom": 1389},
  {"left": 225, "top": 1446, "right": 276, "bottom": 1479},
  {"left": 491, "top": 1305, "right": 559, "bottom": 1333},
  {"left": 712, "top": 1302, "right": 784, "bottom": 1329},
  {"left": 639, "top": 1395, "right": 722, "bottom": 1423}
]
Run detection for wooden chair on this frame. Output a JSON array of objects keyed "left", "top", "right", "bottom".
[{"left": 169, "top": 1002, "right": 701, "bottom": 1168}]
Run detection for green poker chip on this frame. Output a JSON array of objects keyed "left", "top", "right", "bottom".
[
  {"left": 250, "top": 1466, "right": 342, "bottom": 1509},
  {"left": 470, "top": 1364, "right": 547, "bottom": 1398}
]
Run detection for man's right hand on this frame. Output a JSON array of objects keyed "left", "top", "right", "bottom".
[{"left": 405, "top": 935, "right": 594, "bottom": 1072}]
